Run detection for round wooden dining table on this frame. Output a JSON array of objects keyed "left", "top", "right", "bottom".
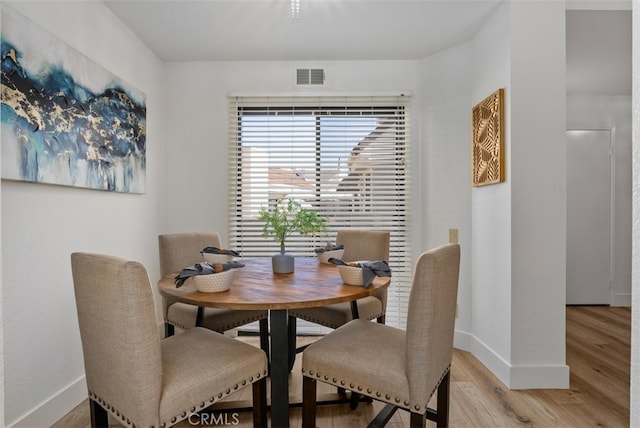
[{"left": 157, "top": 256, "right": 391, "bottom": 428}]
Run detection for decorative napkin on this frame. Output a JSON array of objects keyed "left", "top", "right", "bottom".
[
  {"left": 201, "top": 246, "right": 241, "bottom": 257},
  {"left": 328, "top": 258, "right": 391, "bottom": 286},
  {"left": 174, "top": 261, "right": 245, "bottom": 287},
  {"left": 314, "top": 243, "right": 345, "bottom": 254}
]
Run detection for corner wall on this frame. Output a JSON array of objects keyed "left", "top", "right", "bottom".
[
  {"left": 469, "top": 0, "right": 569, "bottom": 388},
  {"left": 418, "top": 43, "right": 473, "bottom": 349},
  {"left": 0, "top": 1, "right": 165, "bottom": 426}
]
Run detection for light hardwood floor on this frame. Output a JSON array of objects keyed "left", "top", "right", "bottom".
[{"left": 53, "top": 306, "right": 630, "bottom": 427}]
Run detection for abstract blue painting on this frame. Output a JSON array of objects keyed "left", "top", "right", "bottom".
[{"left": 1, "top": 7, "right": 146, "bottom": 193}]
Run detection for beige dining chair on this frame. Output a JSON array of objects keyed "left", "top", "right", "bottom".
[
  {"left": 289, "top": 229, "right": 390, "bottom": 328},
  {"left": 71, "top": 252, "right": 268, "bottom": 428},
  {"left": 159, "top": 232, "right": 269, "bottom": 351},
  {"left": 289, "top": 229, "right": 390, "bottom": 330},
  {"left": 301, "top": 243, "right": 460, "bottom": 428}
]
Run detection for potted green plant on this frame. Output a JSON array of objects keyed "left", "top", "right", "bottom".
[{"left": 259, "top": 198, "right": 328, "bottom": 273}]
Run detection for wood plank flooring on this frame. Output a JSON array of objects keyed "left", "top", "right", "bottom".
[{"left": 52, "top": 306, "right": 631, "bottom": 427}]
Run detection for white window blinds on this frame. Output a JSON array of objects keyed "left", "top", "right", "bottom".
[{"left": 227, "top": 95, "right": 412, "bottom": 329}]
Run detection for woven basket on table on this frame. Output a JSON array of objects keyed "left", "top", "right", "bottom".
[
  {"left": 193, "top": 269, "right": 237, "bottom": 293},
  {"left": 315, "top": 249, "right": 345, "bottom": 264},
  {"left": 337, "top": 264, "right": 366, "bottom": 286}
]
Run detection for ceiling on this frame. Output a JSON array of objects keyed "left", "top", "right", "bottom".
[
  {"left": 102, "top": 0, "right": 503, "bottom": 61},
  {"left": 102, "top": 0, "right": 631, "bottom": 95}
]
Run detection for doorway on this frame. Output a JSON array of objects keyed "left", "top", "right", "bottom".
[{"left": 566, "top": 129, "right": 613, "bottom": 305}]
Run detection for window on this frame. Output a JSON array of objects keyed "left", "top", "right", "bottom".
[{"left": 228, "top": 95, "right": 412, "bottom": 329}]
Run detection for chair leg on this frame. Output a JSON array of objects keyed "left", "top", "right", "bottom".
[
  {"left": 349, "top": 392, "right": 361, "bottom": 410},
  {"left": 164, "top": 322, "right": 175, "bottom": 338},
  {"left": 195, "top": 306, "right": 205, "bottom": 326},
  {"left": 368, "top": 403, "right": 399, "bottom": 428},
  {"left": 302, "top": 376, "right": 317, "bottom": 428},
  {"left": 252, "top": 377, "right": 268, "bottom": 428},
  {"left": 436, "top": 370, "right": 450, "bottom": 428},
  {"left": 89, "top": 399, "right": 108, "bottom": 428},
  {"left": 377, "top": 314, "right": 386, "bottom": 324},
  {"left": 259, "top": 318, "right": 270, "bottom": 359},
  {"left": 288, "top": 315, "right": 297, "bottom": 371},
  {"left": 410, "top": 411, "right": 427, "bottom": 428}
]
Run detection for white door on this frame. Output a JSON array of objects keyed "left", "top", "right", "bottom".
[{"left": 566, "top": 129, "right": 612, "bottom": 305}]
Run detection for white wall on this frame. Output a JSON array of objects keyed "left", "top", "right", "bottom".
[
  {"left": 469, "top": 1, "right": 570, "bottom": 388},
  {"left": 469, "top": 1, "right": 513, "bottom": 382},
  {"left": 418, "top": 43, "right": 473, "bottom": 348},
  {"left": 0, "top": 1, "right": 165, "bottom": 426},
  {"left": 567, "top": 95, "right": 632, "bottom": 306},
  {"left": 508, "top": 1, "right": 568, "bottom": 388},
  {"left": 630, "top": 2, "right": 639, "bottom": 425}
]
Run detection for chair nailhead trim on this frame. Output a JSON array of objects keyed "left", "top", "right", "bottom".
[
  {"left": 161, "top": 372, "right": 267, "bottom": 427},
  {"left": 299, "top": 373, "right": 419, "bottom": 412},
  {"left": 89, "top": 391, "right": 137, "bottom": 428}
]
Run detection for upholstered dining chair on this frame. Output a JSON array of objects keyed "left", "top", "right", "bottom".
[
  {"left": 289, "top": 229, "right": 390, "bottom": 329},
  {"left": 159, "top": 232, "right": 269, "bottom": 352},
  {"left": 301, "top": 243, "right": 460, "bottom": 428},
  {"left": 71, "top": 252, "right": 268, "bottom": 428}
]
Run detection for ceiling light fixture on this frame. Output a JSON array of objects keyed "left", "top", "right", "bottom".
[{"left": 291, "top": 0, "right": 300, "bottom": 19}]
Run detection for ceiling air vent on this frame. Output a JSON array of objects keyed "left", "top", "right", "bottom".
[{"left": 296, "top": 68, "right": 325, "bottom": 85}]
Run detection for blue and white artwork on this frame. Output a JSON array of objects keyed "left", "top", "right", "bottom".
[{"left": 1, "top": 7, "right": 146, "bottom": 193}]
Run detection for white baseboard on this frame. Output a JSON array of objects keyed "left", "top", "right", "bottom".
[
  {"left": 508, "top": 364, "right": 570, "bottom": 389},
  {"left": 8, "top": 376, "right": 87, "bottom": 428},
  {"left": 453, "top": 328, "right": 472, "bottom": 351},
  {"left": 612, "top": 292, "right": 632, "bottom": 307},
  {"left": 466, "top": 333, "right": 570, "bottom": 390}
]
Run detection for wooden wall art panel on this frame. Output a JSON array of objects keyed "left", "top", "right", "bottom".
[{"left": 472, "top": 88, "right": 504, "bottom": 187}]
